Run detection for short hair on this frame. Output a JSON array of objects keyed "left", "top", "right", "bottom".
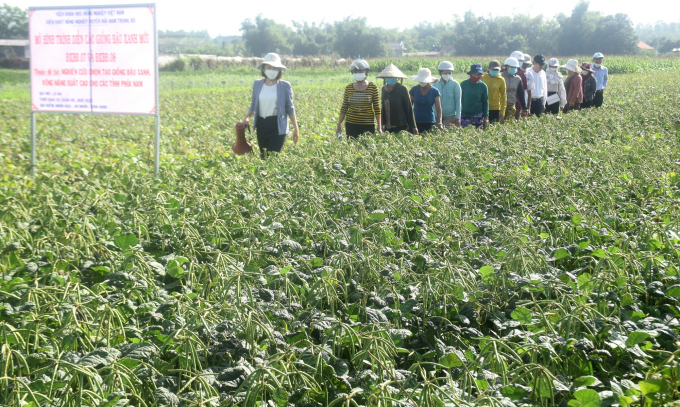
[{"left": 261, "top": 69, "right": 283, "bottom": 80}]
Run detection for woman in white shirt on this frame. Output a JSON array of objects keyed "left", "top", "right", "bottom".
[
  {"left": 545, "top": 58, "right": 567, "bottom": 115},
  {"left": 241, "top": 53, "right": 299, "bottom": 158}
]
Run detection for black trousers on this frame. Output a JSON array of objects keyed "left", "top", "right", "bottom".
[
  {"left": 530, "top": 98, "right": 544, "bottom": 117},
  {"left": 594, "top": 90, "right": 604, "bottom": 108},
  {"left": 416, "top": 122, "right": 434, "bottom": 133},
  {"left": 256, "top": 116, "right": 286, "bottom": 158},
  {"left": 546, "top": 92, "right": 560, "bottom": 115},
  {"left": 387, "top": 125, "right": 411, "bottom": 134},
  {"left": 489, "top": 110, "right": 500, "bottom": 123},
  {"left": 346, "top": 123, "right": 375, "bottom": 139},
  {"left": 581, "top": 99, "right": 593, "bottom": 109}
]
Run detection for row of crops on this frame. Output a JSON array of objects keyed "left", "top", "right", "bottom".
[{"left": 1, "top": 69, "right": 680, "bottom": 406}]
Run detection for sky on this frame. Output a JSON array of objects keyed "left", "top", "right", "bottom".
[{"left": 6, "top": 0, "right": 680, "bottom": 37}]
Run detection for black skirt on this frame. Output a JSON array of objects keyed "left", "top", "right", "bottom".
[
  {"left": 346, "top": 122, "right": 375, "bottom": 139},
  {"left": 256, "top": 116, "right": 286, "bottom": 158}
]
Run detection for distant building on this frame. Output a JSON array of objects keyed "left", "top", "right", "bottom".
[
  {"left": 389, "top": 41, "right": 406, "bottom": 57},
  {"left": 0, "top": 39, "right": 30, "bottom": 58},
  {"left": 637, "top": 41, "right": 654, "bottom": 51},
  {"left": 440, "top": 45, "right": 455, "bottom": 55}
]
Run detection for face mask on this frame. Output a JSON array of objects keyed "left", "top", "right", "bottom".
[
  {"left": 353, "top": 73, "right": 366, "bottom": 81},
  {"left": 489, "top": 70, "right": 500, "bottom": 77},
  {"left": 264, "top": 69, "right": 279, "bottom": 80},
  {"left": 419, "top": 82, "right": 429, "bottom": 87},
  {"left": 581, "top": 71, "right": 589, "bottom": 76},
  {"left": 385, "top": 78, "right": 397, "bottom": 85},
  {"left": 508, "top": 68, "right": 518, "bottom": 75},
  {"left": 593, "top": 63, "right": 602, "bottom": 68},
  {"left": 441, "top": 74, "right": 451, "bottom": 81},
  {"left": 470, "top": 76, "right": 481, "bottom": 83},
  {"left": 547, "top": 67, "right": 557, "bottom": 73}
]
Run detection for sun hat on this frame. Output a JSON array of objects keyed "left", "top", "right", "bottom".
[
  {"left": 580, "top": 62, "right": 595, "bottom": 73},
  {"left": 438, "top": 61, "right": 454, "bottom": 71},
  {"left": 349, "top": 59, "right": 370, "bottom": 72},
  {"left": 411, "top": 67, "right": 436, "bottom": 83},
  {"left": 467, "top": 63, "right": 484, "bottom": 75},
  {"left": 376, "top": 63, "right": 407, "bottom": 78},
  {"left": 562, "top": 59, "right": 582, "bottom": 73},
  {"left": 593, "top": 52, "right": 605, "bottom": 59},
  {"left": 510, "top": 51, "right": 524, "bottom": 61},
  {"left": 534, "top": 54, "right": 546, "bottom": 66},
  {"left": 504, "top": 57, "right": 520, "bottom": 68},
  {"left": 257, "top": 53, "right": 287, "bottom": 70},
  {"left": 488, "top": 60, "right": 501, "bottom": 71},
  {"left": 523, "top": 54, "right": 532, "bottom": 64},
  {"left": 548, "top": 58, "right": 560, "bottom": 67}
]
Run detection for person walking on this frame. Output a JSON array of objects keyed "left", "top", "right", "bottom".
[
  {"left": 460, "top": 64, "right": 489, "bottom": 129},
  {"left": 376, "top": 64, "right": 418, "bottom": 134},
  {"left": 523, "top": 53, "right": 534, "bottom": 108},
  {"left": 432, "top": 61, "right": 461, "bottom": 128},
  {"left": 528, "top": 54, "right": 548, "bottom": 117},
  {"left": 481, "top": 60, "right": 507, "bottom": 123},
  {"left": 580, "top": 62, "right": 598, "bottom": 109},
  {"left": 501, "top": 57, "right": 526, "bottom": 122},
  {"left": 545, "top": 58, "right": 567, "bottom": 115},
  {"left": 592, "top": 52, "right": 608, "bottom": 108},
  {"left": 241, "top": 52, "right": 299, "bottom": 158},
  {"left": 562, "top": 59, "right": 583, "bottom": 113},
  {"left": 336, "top": 59, "right": 382, "bottom": 139},
  {"left": 409, "top": 68, "right": 443, "bottom": 134}
]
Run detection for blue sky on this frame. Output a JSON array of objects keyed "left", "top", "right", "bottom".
[{"left": 7, "top": 0, "right": 679, "bottom": 37}]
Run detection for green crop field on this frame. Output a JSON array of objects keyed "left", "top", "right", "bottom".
[{"left": 2, "top": 59, "right": 680, "bottom": 407}]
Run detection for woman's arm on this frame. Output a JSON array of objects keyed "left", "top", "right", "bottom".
[
  {"left": 244, "top": 80, "right": 259, "bottom": 125},
  {"left": 289, "top": 113, "right": 299, "bottom": 144},
  {"left": 371, "top": 84, "right": 382, "bottom": 134},
  {"left": 336, "top": 87, "right": 350, "bottom": 134},
  {"left": 434, "top": 96, "right": 442, "bottom": 129}
]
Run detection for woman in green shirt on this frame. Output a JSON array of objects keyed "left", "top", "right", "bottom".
[
  {"left": 376, "top": 64, "right": 418, "bottom": 135},
  {"left": 460, "top": 64, "right": 489, "bottom": 129}
]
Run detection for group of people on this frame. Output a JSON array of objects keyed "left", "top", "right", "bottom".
[{"left": 241, "top": 51, "right": 609, "bottom": 155}]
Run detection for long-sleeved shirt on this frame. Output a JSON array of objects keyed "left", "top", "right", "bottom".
[
  {"left": 546, "top": 70, "right": 567, "bottom": 108},
  {"left": 528, "top": 68, "right": 548, "bottom": 106},
  {"left": 593, "top": 65, "right": 608, "bottom": 90},
  {"left": 565, "top": 74, "right": 583, "bottom": 105},
  {"left": 432, "top": 78, "right": 461, "bottom": 119},
  {"left": 582, "top": 74, "right": 597, "bottom": 102},
  {"left": 460, "top": 79, "right": 489, "bottom": 118},
  {"left": 381, "top": 83, "right": 416, "bottom": 130},
  {"left": 481, "top": 73, "right": 507, "bottom": 111},
  {"left": 501, "top": 71, "right": 526, "bottom": 109},
  {"left": 516, "top": 69, "right": 528, "bottom": 110},
  {"left": 340, "top": 82, "right": 380, "bottom": 125}
]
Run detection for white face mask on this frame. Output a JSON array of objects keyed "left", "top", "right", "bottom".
[
  {"left": 264, "top": 69, "right": 279, "bottom": 80},
  {"left": 441, "top": 74, "right": 451, "bottom": 81},
  {"left": 593, "top": 63, "right": 602, "bottom": 68},
  {"left": 547, "top": 67, "right": 557, "bottom": 73},
  {"left": 352, "top": 73, "right": 366, "bottom": 82},
  {"left": 580, "top": 71, "right": 589, "bottom": 76},
  {"left": 419, "top": 82, "right": 429, "bottom": 87}
]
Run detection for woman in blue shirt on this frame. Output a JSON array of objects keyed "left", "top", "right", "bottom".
[{"left": 409, "top": 68, "right": 443, "bottom": 134}]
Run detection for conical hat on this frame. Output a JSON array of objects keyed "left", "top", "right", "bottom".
[{"left": 376, "top": 63, "right": 407, "bottom": 79}]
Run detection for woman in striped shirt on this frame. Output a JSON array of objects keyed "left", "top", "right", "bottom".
[{"left": 336, "top": 59, "right": 383, "bottom": 139}]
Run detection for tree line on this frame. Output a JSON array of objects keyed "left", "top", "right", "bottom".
[{"left": 0, "top": 1, "right": 662, "bottom": 60}]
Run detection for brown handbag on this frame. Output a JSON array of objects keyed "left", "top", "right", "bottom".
[{"left": 232, "top": 122, "right": 253, "bottom": 155}]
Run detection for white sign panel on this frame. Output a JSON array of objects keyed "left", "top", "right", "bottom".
[{"left": 30, "top": 4, "right": 157, "bottom": 115}]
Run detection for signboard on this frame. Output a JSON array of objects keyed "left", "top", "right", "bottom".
[
  {"left": 28, "top": 4, "right": 160, "bottom": 176},
  {"left": 29, "top": 4, "right": 157, "bottom": 115}
]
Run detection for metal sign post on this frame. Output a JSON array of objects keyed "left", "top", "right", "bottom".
[{"left": 28, "top": 4, "right": 160, "bottom": 177}]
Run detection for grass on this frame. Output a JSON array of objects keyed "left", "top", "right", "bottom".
[{"left": 1, "top": 65, "right": 680, "bottom": 406}]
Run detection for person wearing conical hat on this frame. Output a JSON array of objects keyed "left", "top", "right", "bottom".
[
  {"left": 241, "top": 53, "right": 299, "bottom": 158},
  {"left": 562, "top": 59, "right": 583, "bottom": 113},
  {"left": 376, "top": 64, "right": 418, "bottom": 135},
  {"left": 432, "top": 61, "right": 461, "bottom": 128},
  {"left": 408, "top": 68, "right": 443, "bottom": 134}
]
